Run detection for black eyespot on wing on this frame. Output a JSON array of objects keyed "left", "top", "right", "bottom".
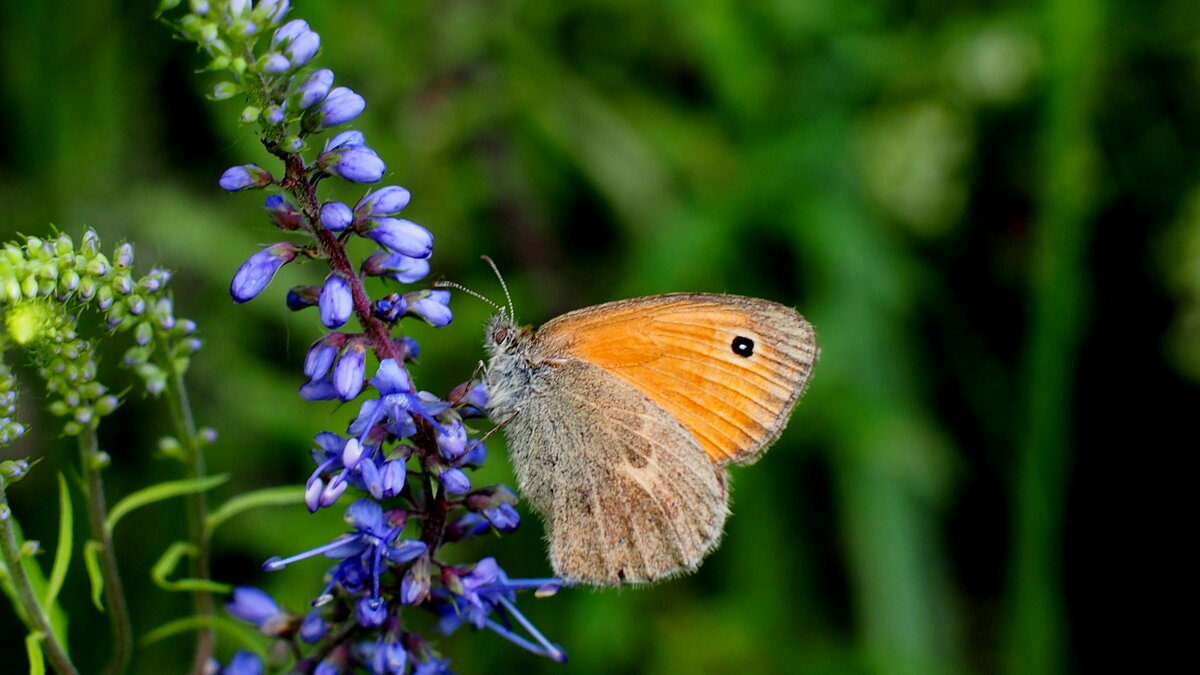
[{"left": 731, "top": 336, "right": 754, "bottom": 357}]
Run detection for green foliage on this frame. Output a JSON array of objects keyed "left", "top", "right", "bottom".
[{"left": 1, "top": 0, "right": 1195, "bottom": 673}]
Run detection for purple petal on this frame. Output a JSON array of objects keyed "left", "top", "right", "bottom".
[
  {"left": 284, "top": 30, "right": 320, "bottom": 68},
  {"left": 226, "top": 586, "right": 280, "bottom": 627},
  {"left": 271, "top": 18, "right": 309, "bottom": 48},
  {"left": 334, "top": 344, "right": 367, "bottom": 400},
  {"left": 329, "top": 146, "right": 385, "bottom": 184}
]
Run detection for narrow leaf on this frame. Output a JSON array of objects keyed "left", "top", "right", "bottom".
[
  {"left": 106, "top": 474, "right": 228, "bottom": 534},
  {"left": 205, "top": 485, "right": 305, "bottom": 535},
  {"left": 83, "top": 540, "right": 105, "bottom": 611},
  {"left": 24, "top": 632, "right": 46, "bottom": 675},
  {"left": 42, "top": 474, "right": 73, "bottom": 608},
  {"left": 150, "top": 541, "right": 231, "bottom": 594},
  {"left": 140, "top": 615, "right": 263, "bottom": 653}
]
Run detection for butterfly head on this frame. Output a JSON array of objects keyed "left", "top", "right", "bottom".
[{"left": 484, "top": 311, "right": 531, "bottom": 358}]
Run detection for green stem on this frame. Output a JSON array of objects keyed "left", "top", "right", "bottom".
[
  {"left": 0, "top": 476, "right": 79, "bottom": 675},
  {"left": 79, "top": 430, "right": 133, "bottom": 675},
  {"left": 158, "top": 338, "right": 216, "bottom": 674},
  {"left": 1006, "top": 0, "right": 1102, "bottom": 673}
]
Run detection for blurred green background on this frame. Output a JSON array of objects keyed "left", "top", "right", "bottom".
[{"left": 1, "top": 0, "right": 1194, "bottom": 673}]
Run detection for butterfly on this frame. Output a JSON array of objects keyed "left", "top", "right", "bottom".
[{"left": 482, "top": 292, "right": 817, "bottom": 586}]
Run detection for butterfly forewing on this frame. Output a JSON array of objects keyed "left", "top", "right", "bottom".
[{"left": 534, "top": 294, "right": 817, "bottom": 465}]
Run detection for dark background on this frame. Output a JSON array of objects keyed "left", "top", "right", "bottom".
[{"left": 2, "top": 0, "right": 1193, "bottom": 673}]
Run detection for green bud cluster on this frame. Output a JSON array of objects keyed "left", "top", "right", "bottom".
[{"left": 0, "top": 230, "right": 201, "bottom": 444}]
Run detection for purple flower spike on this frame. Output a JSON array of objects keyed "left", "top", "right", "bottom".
[
  {"left": 219, "top": 164, "right": 274, "bottom": 191},
  {"left": 319, "top": 273, "right": 353, "bottom": 329},
  {"left": 318, "top": 86, "right": 366, "bottom": 127},
  {"left": 229, "top": 242, "right": 298, "bottom": 303},
  {"left": 296, "top": 68, "right": 334, "bottom": 109},
  {"left": 320, "top": 201, "right": 354, "bottom": 231},
  {"left": 327, "top": 146, "right": 386, "bottom": 184},
  {"left": 356, "top": 186, "right": 411, "bottom": 217},
  {"left": 363, "top": 218, "right": 433, "bottom": 258},
  {"left": 405, "top": 289, "right": 453, "bottom": 326},
  {"left": 334, "top": 343, "right": 367, "bottom": 400},
  {"left": 285, "top": 29, "right": 320, "bottom": 68}
]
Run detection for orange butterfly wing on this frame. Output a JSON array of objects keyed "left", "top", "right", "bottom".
[{"left": 532, "top": 294, "right": 817, "bottom": 465}]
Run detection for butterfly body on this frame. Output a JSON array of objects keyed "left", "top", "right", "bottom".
[{"left": 484, "top": 293, "right": 817, "bottom": 586}]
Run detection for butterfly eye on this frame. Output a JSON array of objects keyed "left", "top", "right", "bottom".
[
  {"left": 731, "top": 335, "right": 755, "bottom": 358},
  {"left": 493, "top": 327, "right": 510, "bottom": 344}
]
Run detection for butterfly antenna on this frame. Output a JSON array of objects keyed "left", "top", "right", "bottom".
[
  {"left": 432, "top": 280, "right": 502, "bottom": 313},
  {"left": 481, "top": 255, "right": 515, "bottom": 319}
]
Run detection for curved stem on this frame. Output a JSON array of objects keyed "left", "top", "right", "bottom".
[
  {"left": 78, "top": 430, "right": 132, "bottom": 675},
  {"left": 0, "top": 476, "right": 79, "bottom": 675},
  {"left": 159, "top": 354, "right": 216, "bottom": 674}
]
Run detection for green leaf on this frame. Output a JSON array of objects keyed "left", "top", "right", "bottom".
[
  {"left": 105, "top": 474, "right": 228, "bottom": 535},
  {"left": 205, "top": 484, "right": 305, "bottom": 536},
  {"left": 140, "top": 615, "right": 263, "bottom": 653},
  {"left": 24, "top": 632, "right": 45, "bottom": 675},
  {"left": 42, "top": 474, "right": 72, "bottom": 608},
  {"left": 150, "top": 541, "right": 231, "bottom": 594},
  {"left": 83, "top": 540, "right": 104, "bottom": 611}
]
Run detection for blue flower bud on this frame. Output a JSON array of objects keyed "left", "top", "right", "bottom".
[
  {"left": 264, "top": 105, "right": 285, "bottom": 124},
  {"left": 219, "top": 164, "right": 273, "bottom": 191},
  {"left": 324, "top": 129, "right": 364, "bottom": 151},
  {"left": 304, "top": 477, "right": 324, "bottom": 512},
  {"left": 362, "top": 218, "right": 432, "bottom": 258},
  {"left": 295, "top": 68, "right": 334, "bottom": 109},
  {"left": 212, "top": 81, "right": 239, "bottom": 100},
  {"left": 320, "top": 201, "right": 353, "bottom": 231},
  {"left": 265, "top": 194, "right": 304, "bottom": 230},
  {"left": 271, "top": 18, "right": 310, "bottom": 48},
  {"left": 437, "top": 418, "right": 468, "bottom": 459},
  {"left": 438, "top": 467, "right": 470, "bottom": 495},
  {"left": 334, "top": 343, "right": 366, "bottom": 400},
  {"left": 401, "top": 563, "right": 431, "bottom": 605},
  {"left": 319, "top": 479, "right": 348, "bottom": 508},
  {"left": 405, "top": 289, "right": 452, "bottom": 326},
  {"left": 341, "top": 436, "right": 365, "bottom": 470},
  {"left": 284, "top": 29, "right": 320, "bottom": 68},
  {"left": 317, "top": 86, "right": 365, "bottom": 127},
  {"left": 378, "top": 459, "right": 406, "bottom": 498},
  {"left": 355, "top": 596, "right": 387, "bottom": 628},
  {"left": 261, "top": 52, "right": 291, "bottom": 74},
  {"left": 299, "top": 609, "right": 327, "bottom": 644},
  {"left": 286, "top": 284, "right": 320, "bottom": 310},
  {"left": 318, "top": 273, "right": 353, "bottom": 329},
  {"left": 299, "top": 378, "right": 339, "bottom": 401},
  {"left": 222, "top": 650, "right": 264, "bottom": 675},
  {"left": 226, "top": 586, "right": 281, "bottom": 627},
  {"left": 229, "top": 242, "right": 298, "bottom": 303},
  {"left": 373, "top": 293, "right": 407, "bottom": 323},
  {"left": 253, "top": 0, "right": 289, "bottom": 24},
  {"left": 356, "top": 186, "right": 411, "bottom": 217},
  {"left": 361, "top": 251, "right": 430, "bottom": 283},
  {"left": 303, "top": 340, "right": 338, "bottom": 381},
  {"left": 323, "top": 145, "right": 385, "bottom": 183},
  {"left": 484, "top": 503, "right": 520, "bottom": 532}
]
